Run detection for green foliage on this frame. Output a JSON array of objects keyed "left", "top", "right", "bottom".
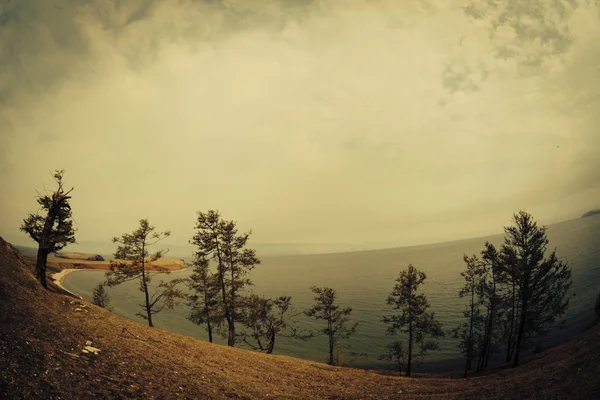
[
  {"left": 378, "top": 340, "right": 406, "bottom": 374},
  {"left": 237, "top": 295, "right": 311, "bottom": 354},
  {"left": 501, "top": 211, "right": 572, "bottom": 367},
  {"left": 20, "top": 169, "right": 76, "bottom": 287},
  {"left": 187, "top": 254, "right": 221, "bottom": 343},
  {"left": 104, "top": 219, "right": 184, "bottom": 327},
  {"left": 453, "top": 254, "right": 485, "bottom": 376},
  {"left": 383, "top": 264, "right": 444, "bottom": 376},
  {"left": 453, "top": 243, "right": 505, "bottom": 377},
  {"left": 305, "top": 286, "right": 358, "bottom": 365},
  {"left": 190, "top": 210, "right": 261, "bottom": 346},
  {"left": 92, "top": 283, "right": 112, "bottom": 311}
]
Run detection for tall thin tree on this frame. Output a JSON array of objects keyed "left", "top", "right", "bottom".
[
  {"left": 105, "top": 219, "right": 184, "bottom": 327},
  {"left": 190, "top": 210, "right": 260, "bottom": 346},
  {"left": 383, "top": 264, "right": 444, "bottom": 376},
  {"left": 453, "top": 254, "right": 485, "bottom": 377},
  {"left": 503, "top": 211, "right": 572, "bottom": 367},
  {"left": 476, "top": 242, "right": 502, "bottom": 371},
  {"left": 187, "top": 252, "right": 221, "bottom": 343},
  {"left": 305, "top": 286, "right": 358, "bottom": 366},
  {"left": 498, "top": 245, "right": 519, "bottom": 363}
]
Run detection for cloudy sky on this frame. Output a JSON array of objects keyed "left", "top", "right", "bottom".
[{"left": 1, "top": 0, "right": 599, "bottom": 252}]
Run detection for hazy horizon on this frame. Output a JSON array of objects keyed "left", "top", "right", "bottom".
[
  {"left": 11, "top": 213, "right": 595, "bottom": 258},
  {"left": 2, "top": 1, "right": 599, "bottom": 249}
]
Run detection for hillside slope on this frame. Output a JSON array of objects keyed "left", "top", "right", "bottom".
[{"left": 1, "top": 237, "right": 598, "bottom": 399}]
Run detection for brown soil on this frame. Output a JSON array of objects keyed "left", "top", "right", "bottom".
[{"left": 1, "top": 236, "right": 599, "bottom": 399}]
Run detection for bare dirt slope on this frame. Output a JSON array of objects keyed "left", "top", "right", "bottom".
[{"left": 1, "top": 236, "right": 598, "bottom": 399}]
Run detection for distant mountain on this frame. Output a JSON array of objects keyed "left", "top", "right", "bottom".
[
  {"left": 581, "top": 209, "right": 600, "bottom": 218},
  {"left": 13, "top": 245, "right": 38, "bottom": 256}
]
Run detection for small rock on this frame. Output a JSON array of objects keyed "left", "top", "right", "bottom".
[
  {"left": 85, "top": 340, "right": 92, "bottom": 346},
  {"left": 84, "top": 346, "right": 101, "bottom": 355}
]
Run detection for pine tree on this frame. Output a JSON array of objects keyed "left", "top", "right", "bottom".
[
  {"left": 453, "top": 254, "right": 485, "bottom": 377},
  {"left": 105, "top": 219, "right": 184, "bottom": 327},
  {"left": 20, "top": 170, "right": 76, "bottom": 288},
  {"left": 305, "top": 286, "right": 358, "bottom": 365},
  {"left": 93, "top": 283, "right": 112, "bottom": 311},
  {"left": 383, "top": 264, "right": 444, "bottom": 376},
  {"left": 476, "top": 242, "right": 502, "bottom": 371},
  {"left": 187, "top": 253, "right": 220, "bottom": 343},
  {"left": 190, "top": 210, "right": 260, "bottom": 346},
  {"left": 498, "top": 244, "right": 519, "bottom": 363},
  {"left": 502, "top": 211, "right": 572, "bottom": 367},
  {"left": 237, "top": 295, "right": 310, "bottom": 354}
]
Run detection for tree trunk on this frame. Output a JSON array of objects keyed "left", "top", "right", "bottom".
[
  {"left": 484, "top": 304, "right": 495, "bottom": 369},
  {"left": 203, "top": 300, "right": 214, "bottom": 343},
  {"left": 328, "top": 339, "right": 334, "bottom": 365},
  {"left": 35, "top": 248, "right": 49, "bottom": 289},
  {"left": 484, "top": 277, "right": 497, "bottom": 369},
  {"left": 328, "top": 320, "right": 334, "bottom": 365},
  {"left": 213, "top": 240, "right": 232, "bottom": 347},
  {"left": 267, "top": 331, "right": 276, "bottom": 354},
  {"left": 140, "top": 251, "right": 153, "bottom": 328},
  {"left": 465, "top": 285, "right": 475, "bottom": 377},
  {"left": 506, "top": 281, "right": 517, "bottom": 362},
  {"left": 513, "top": 285, "right": 528, "bottom": 368},
  {"left": 142, "top": 273, "right": 153, "bottom": 327},
  {"left": 229, "top": 263, "right": 236, "bottom": 347},
  {"left": 407, "top": 320, "right": 413, "bottom": 377},
  {"left": 227, "top": 319, "right": 235, "bottom": 347},
  {"left": 36, "top": 202, "right": 57, "bottom": 289},
  {"left": 207, "top": 320, "right": 213, "bottom": 343},
  {"left": 476, "top": 310, "right": 489, "bottom": 372}
]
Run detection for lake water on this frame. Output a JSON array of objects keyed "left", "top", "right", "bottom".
[{"left": 64, "top": 215, "right": 600, "bottom": 372}]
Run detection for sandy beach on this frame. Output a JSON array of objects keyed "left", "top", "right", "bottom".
[
  {"left": 42, "top": 254, "right": 187, "bottom": 299},
  {"left": 50, "top": 263, "right": 189, "bottom": 299},
  {"left": 51, "top": 268, "right": 88, "bottom": 299}
]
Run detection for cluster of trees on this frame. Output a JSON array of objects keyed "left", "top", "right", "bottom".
[
  {"left": 94, "top": 210, "right": 354, "bottom": 365},
  {"left": 21, "top": 170, "right": 580, "bottom": 376},
  {"left": 453, "top": 211, "right": 572, "bottom": 376}
]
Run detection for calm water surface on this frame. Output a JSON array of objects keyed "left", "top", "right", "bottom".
[{"left": 64, "top": 216, "right": 600, "bottom": 372}]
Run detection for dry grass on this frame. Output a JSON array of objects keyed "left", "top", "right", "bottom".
[{"left": 1, "top": 236, "right": 599, "bottom": 399}]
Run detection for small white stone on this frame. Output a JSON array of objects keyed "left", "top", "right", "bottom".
[{"left": 84, "top": 346, "right": 101, "bottom": 355}]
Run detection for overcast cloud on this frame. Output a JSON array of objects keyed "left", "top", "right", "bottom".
[{"left": 1, "top": 0, "right": 599, "bottom": 251}]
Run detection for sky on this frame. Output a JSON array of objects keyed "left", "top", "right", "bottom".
[{"left": 1, "top": 0, "right": 599, "bottom": 253}]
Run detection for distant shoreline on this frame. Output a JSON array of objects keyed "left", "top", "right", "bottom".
[{"left": 53, "top": 266, "right": 189, "bottom": 299}]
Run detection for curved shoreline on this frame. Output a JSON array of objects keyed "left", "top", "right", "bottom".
[
  {"left": 52, "top": 267, "right": 189, "bottom": 299},
  {"left": 51, "top": 268, "right": 87, "bottom": 299}
]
